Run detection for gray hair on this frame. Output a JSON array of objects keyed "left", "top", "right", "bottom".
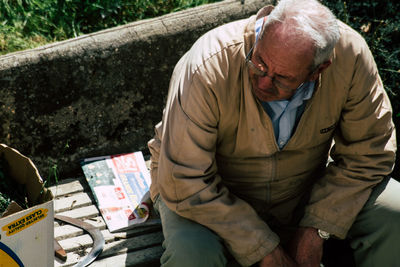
[{"left": 262, "top": 0, "right": 340, "bottom": 69}]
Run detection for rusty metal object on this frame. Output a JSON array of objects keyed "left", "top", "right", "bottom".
[
  {"left": 54, "top": 239, "right": 67, "bottom": 261},
  {"left": 55, "top": 215, "right": 105, "bottom": 267}
]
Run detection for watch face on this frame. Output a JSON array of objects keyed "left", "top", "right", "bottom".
[{"left": 318, "top": 229, "right": 330, "bottom": 240}]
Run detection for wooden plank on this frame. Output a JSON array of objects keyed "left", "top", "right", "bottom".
[
  {"left": 94, "top": 245, "right": 163, "bottom": 267},
  {"left": 49, "top": 177, "right": 88, "bottom": 197},
  {"left": 54, "top": 217, "right": 106, "bottom": 240},
  {"left": 57, "top": 229, "right": 113, "bottom": 252},
  {"left": 54, "top": 216, "right": 161, "bottom": 240},
  {"left": 112, "top": 220, "right": 162, "bottom": 238},
  {"left": 96, "top": 231, "right": 164, "bottom": 258},
  {"left": 58, "top": 229, "right": 162, "bottom": 252},
  {"left": 56, "top": 205, "right": 100, "bottom": 220},
  {"left": 54, "top": 214, "right": 103, "bottom": 227},
  {"left": 55, "top": 245, "right": 163, "bottom": 267},
  {"left": 54, "top": 192, "right": 94, "bottom": 213}
]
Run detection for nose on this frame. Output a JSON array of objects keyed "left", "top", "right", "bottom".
[{"left": 257, "top": 75, "right": 275, "bottom": 90}]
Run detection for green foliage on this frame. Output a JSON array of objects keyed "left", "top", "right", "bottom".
[
  {"left": 0, "top": 0, "right": 221, "bottom": 55},
  {"left": 322, "top": 0, "right": 400, "bottom": 178},
  {"left": 323, "top": 0, "right": 400, "bottom": 100},
  {"left": 0, "top": 154, "right": 28, "bottom": 213},
  {"left": 44, "top": 141, "right": 70, "bottom": 188}
]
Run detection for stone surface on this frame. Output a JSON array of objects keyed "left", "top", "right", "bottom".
[{"left": 0, "top": 0, "right": 273, "bottom": 179}]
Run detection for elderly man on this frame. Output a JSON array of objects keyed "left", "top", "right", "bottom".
[{"left": 148, "top": 0, "right": 399, "bottom": 266}]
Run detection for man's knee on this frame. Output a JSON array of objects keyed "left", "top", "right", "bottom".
[
  {"left": 355, "top": 177, "right": 400, "bottom": 232},
  {"left": 161, "top": 229, "right": 227, "bottom": 267},
  {"left": 348, "top": 177, "right": 400, "bottom": 266}
]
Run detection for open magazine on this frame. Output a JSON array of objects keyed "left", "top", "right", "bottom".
[{"left": 80, "top": 151, "right": 151, "bottom": 232}]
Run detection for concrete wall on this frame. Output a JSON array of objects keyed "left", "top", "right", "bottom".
[{"left": 0, "top": 0, "right": 274, "bottom": 179}]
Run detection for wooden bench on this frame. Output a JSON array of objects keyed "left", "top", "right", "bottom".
[{"left": 49, "top": 175, "right": 164, "bottom": 267}]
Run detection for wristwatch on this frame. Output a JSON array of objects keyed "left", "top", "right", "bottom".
[{"left": 318, "top": 229, "right": 330, "bottom": 240}]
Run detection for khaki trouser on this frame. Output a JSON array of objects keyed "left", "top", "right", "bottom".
[{"left": 154, "top": 177, "right": 400, "bottom": 267}]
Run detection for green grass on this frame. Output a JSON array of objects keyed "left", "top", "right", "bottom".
[{"left": 0, "top": 0, "right": 222, "bottom": 55}]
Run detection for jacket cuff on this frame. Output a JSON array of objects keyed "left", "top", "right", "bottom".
[
  {"left": 299, "top": 212, "right": 349, "bottom": 239},
  {"left": 234, "top": 231, "right": 280, "bottom": 266}
]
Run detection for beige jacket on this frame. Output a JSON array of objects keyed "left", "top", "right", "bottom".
[{"left": 148, "top": 8, "right": 396, "bottom": 266}]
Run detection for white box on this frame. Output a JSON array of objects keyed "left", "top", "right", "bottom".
[
  {"left": 0, "top": 144, "right": 54, "bottom": 267},
  {"left": 0, "top": 200, "right": 54, "bottom": 267}
]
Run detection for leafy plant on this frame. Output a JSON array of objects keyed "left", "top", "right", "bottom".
[
  {"left": 0, "top": 154, "right": 28, "bottom": 214},
  {"left": 322, "top": 0, "right": 400, "bottom": 179},
  {"left": 45, "top": 141, "right": 70, "bottom": 188},
  {"left": 0, "top": 0, "right": 222, "bottom": 55}
]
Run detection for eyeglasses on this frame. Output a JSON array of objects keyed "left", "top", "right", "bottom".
[{"left": 245, "top": 45, "right": 306, "bottom": 93}]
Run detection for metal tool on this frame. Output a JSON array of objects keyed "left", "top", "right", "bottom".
[
  {"left": 54, "top": 238, "right": 67, "bottom": 261},
  {"left": 55, "top": 215, "right": 105, "bottom": 267}
]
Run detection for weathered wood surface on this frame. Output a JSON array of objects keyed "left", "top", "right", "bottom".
[{"left": 49, "top": 176, "right": 163, "bottom": 267}]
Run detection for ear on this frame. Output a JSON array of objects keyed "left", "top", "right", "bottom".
[{"left": 310, "top": 59, "right": 332, "bottom": 81}]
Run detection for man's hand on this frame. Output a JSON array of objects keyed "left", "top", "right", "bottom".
[
  {"left": 288, "top": 227, "right": 324, "bottom": 267},
  {"left": 259, "top": 245, "right": 298, "bottom": 267}
]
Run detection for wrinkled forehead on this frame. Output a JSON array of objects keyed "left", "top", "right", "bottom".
[
  {"left": 266, "top": 22, "right": 315, "bottom": 50},
  {"left": 254, "top": 24, "right": 316, "bottom": 76},
  {"left": 259, "top": 22, "right": 316, "bottom": 62}
]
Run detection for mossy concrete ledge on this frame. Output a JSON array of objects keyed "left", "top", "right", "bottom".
[{"left": 0, "top": 0, "right": 273, "bottom": 179}]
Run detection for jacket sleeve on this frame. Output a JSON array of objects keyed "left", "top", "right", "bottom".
[
  {"left": 151, "top": 58, "right": 280, "bottom": 266},
  {"left": 300, "top": 29, "right": 397, "bottom": 238}
]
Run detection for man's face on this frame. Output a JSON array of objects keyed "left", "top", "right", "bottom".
[{"left": 248, "top": 25, "right": 316, "bottom": 102}]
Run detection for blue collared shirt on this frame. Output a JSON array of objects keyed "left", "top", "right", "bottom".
[{"left": 261, "top": 81, "right": 315, "bottom": 149}]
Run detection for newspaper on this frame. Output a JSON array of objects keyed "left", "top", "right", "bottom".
[{"left": 80, "top": 151, "right": 151, "bottom": 232}]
